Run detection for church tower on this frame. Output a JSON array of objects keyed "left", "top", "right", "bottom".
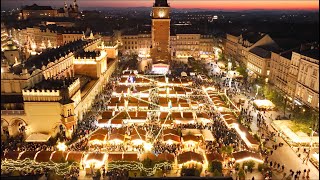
[
  {"left": 151, "top": 0, "right": 171, "bottom": 65},
  {"left": 64, "top": 2, "right": 68, "bottom": 17},
  {"left": 73, "top": 0, "right": 79, "bottom": 12}
]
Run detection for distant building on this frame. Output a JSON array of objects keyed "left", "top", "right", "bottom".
[{"left": 20, "top": 1, "right": 80, "bottom": 20}]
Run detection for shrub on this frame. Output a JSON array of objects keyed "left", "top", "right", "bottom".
[
  {"left": 235, "top": 163, "right": 240, "bottom": 171},
  {"left": 181, "top": 167, "right": 200, "bottom": 176},
  {"left": 142, "top": 157, "right": 155, "bottom": 168},
  {"left": 243, "top": 160, "right": 255, "bottom": 172},
  {"left": 254, "top": 134, "right": 260, "bottom": 142},
  {"left": 238, "top": 168, "right": 246, "bottom": 180},
  {"left": 258, "top": 163, "right": 265, "bottom": 172}
]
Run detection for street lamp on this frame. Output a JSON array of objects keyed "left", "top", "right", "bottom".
[
  {"left": 309, "top": 127, "right": 315, "bottom": 151},
  {"left": 255, "top": 85, "right": 260, "bottom": 98}
]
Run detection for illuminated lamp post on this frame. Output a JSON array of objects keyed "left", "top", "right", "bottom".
[{"left": 57, "top": 142, "right": 67, "bottom": 151}]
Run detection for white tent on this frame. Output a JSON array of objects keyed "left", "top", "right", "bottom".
[
  {"left": 253, "top": 99, "right": 275, "bottom": 110},
  {"left": 26, "top": 133, "right": 51, "bottom": 142},
  {"left": 181, "top": 72, "right": 187, "bottom": 77}
]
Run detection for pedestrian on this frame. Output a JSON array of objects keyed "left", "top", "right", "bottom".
[
  {"left": 302, "top": 169, "right": 306, "bottom": 179},
  {"left": 252, "top": 176, "right": 255, "bottom": 180},
  {"left": 306, "top": 169, "right": 310, "bottom": 179},
  {"left": 282, "top": 165, "right": 284, "bottom": 171},
  {"left": 270, "top": 150, "right": 273, "bottom": 155},
  {"left": 283, "top": 172, "right": 286, "bottom": 179}
]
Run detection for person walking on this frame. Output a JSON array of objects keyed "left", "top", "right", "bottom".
[
  {"left": 301, "top": 169, "right": 306, "bottom": 179},
  {"left": 306, "top": 169, "right": 310, "bottom": 179}
]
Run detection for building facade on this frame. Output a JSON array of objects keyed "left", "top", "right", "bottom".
[
  {"left": 20, "top": 1, "right": 80, "bottom": 20},
  {"left": 294, "top": 49, "right": 319, "bottom": 110},
  {"left": 1, "top": 37, "right": 118, "bottom": 139}
]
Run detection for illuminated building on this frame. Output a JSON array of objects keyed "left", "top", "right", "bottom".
[
  {"left": 20, "top": 1, "right": 80, "bottom": 20},
  {"left": 151, "top": 0, "right": 171, "bottom": 65},
  {"left": 1, "top": 37, "right": 118, "bottom": 139},
  {"left": 294, "top": 48, "right": 319, "bottom": 110}
]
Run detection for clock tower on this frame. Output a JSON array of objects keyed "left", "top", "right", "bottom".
[{"left": 151, "top": 0, "right": 171, "bottom": 65}]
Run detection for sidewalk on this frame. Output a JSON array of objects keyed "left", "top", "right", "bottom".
[{"left": 231, "top": 91, "right": 319, "bottom": 179}]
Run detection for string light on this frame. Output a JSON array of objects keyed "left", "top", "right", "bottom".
[
  {"left": 1, "top": 158, "right": 78, "bottom": 176},
  {"left": 108, "top": 161, "right": 172, "bottom": 176}
]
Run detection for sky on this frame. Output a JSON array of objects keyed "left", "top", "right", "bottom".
[{"left": 1, "top": 0, "right": 319, "bottom": 10}]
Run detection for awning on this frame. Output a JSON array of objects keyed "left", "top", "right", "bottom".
[
  {"left": 178, "top": 151, "right": 204, "bottom": 164},
  {"left": 26, "top": 133, "right": 51, "bottom": 143},
  {"left": 157, "top": 152, "right": 175, "bottom": 162},
  {"left": 253, "top": 99, "right": 275, "bottom": 110},
  {"left": 232, "top": 151, "right": 263, "bottom": 163}
]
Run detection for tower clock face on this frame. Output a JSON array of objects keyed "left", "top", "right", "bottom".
[{"left": 158, "top": 9, "right": 165, "bottom": 18}]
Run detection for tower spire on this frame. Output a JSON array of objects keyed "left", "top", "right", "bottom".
[{"left": 154, "top": 0, "right": 169, "bottom": 7}]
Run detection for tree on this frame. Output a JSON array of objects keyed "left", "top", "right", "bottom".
[
  {"left": 142, "top": 157, "right": 155, "bottom": 168},
  {"left": 258, "top": 163, "right": 267, "bottom": 172},
  {"left": 209, "top": 160, "right": 223, "bottom": 173},
  {"left": 225, "top": 145, "right": 234, "bottom": 156},
  {"left": 221, "top": 145, "right": 233, "bottom": 160},
  {"left": 243, "top": 160, "right": 255, "bottom": 172},
  {"left": 181, "top": 167, "right": 200, "bottom": 176},
  {"left": 236, "top": 66, "right": 248, "bottom": 79},
  {"left": 238, "top": 168, "right": 246, "bottom": 180}
]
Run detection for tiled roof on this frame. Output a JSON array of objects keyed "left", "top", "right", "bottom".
[
  {"left": 273, "top": 38, "right": 302, "bottom": 52},
  {"left": 154, "top": 0, "right": 169, "bottom": 7},
  {"left": 75, "top": 50, "right": 101, "bottom": 58},
  {"left": 10, "top": 39, "right": 95, "bottom": 75},
  {"left": 300, "top": 48, "right": 319, "bottom": 60},
  {"left": 29, "top": 77, "right": 78, "bottom": 91},
  {"left": 242, "top": 32, "right": 265, "bottom": 44},
  {"left": 23, "top": 4, "right": 53, "bottom": 10},
  {"left": 249, "top": 46, "right": 271, "bottom": 58}
]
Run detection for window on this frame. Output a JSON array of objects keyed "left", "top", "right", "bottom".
[
  {"left": 313, "top": 69, "right": 317, "bottom": 76},
  {"left": 310, "top": 79, "right": 315, "bottom": 89},
  {"left": 267, "top": 70, "right": 270, "bottom": 76},
  {"left": 307, "top": 95, "right": 313, "bottom": 104}
]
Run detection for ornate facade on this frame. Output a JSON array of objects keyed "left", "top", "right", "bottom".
[
  {"left": 1, "top": 37, "right": 118, "bottom": 139},
  {"left": 20, "top": 1, "right": 80, "bottom": 20}
]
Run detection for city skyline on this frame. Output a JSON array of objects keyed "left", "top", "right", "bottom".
[{"left": 1, "top": 0, "right": 319, "bottom": 10}]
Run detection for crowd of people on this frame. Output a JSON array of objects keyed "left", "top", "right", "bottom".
[{"left": 1, "top": 57, "right": 317, "bottom": 180}]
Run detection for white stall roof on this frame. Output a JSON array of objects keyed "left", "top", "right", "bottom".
[
  {"left": 201, "top": 129, "right": 215, "bottom": 141},
  {"left": 253, "top": 99, "right": 275, "bottom": 109},
  {"left": 26, "top": 133, "right": 51, "bottom": 142}
]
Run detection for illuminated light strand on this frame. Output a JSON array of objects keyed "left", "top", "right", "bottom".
[
  {"left": 1, "top": 158, "right": 78, "bottom": 176},
  {"left": 108, "top": 161, "right": 172, "bottom": 176}
]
